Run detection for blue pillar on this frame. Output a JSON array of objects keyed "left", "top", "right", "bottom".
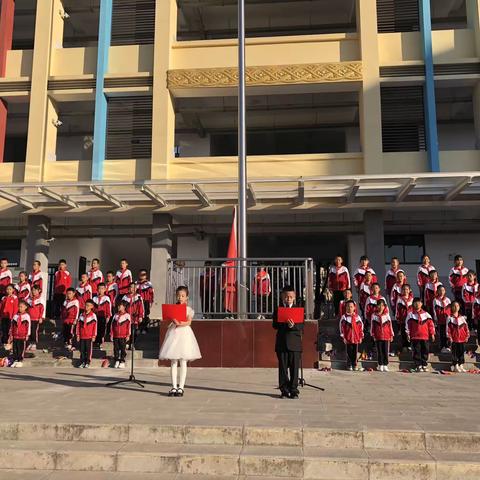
[
  {"left": 92, "top": 0, "right": 113, "bottom": 181},
  {"left": 419, "top": 0, "right": 440, "bottom": 172}
]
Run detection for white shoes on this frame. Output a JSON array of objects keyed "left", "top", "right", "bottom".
[
  {"left": 384, "top": 365, "right": 389, "bottom": 372},
  {"left": 114, "top": 361, "right": 120, "bottom": 369},
  {"left": 451, "top": 365, "right": 457, "bottom": 372},
  {"left": 13, "top": 361, "right": 23, "bottom": 368},
  {"left": 378, "top": 365, "right": 384, "bottom": 372},
  {"left": 10, "top": 361, "right": 17, "bottom": 368},
  {"left": 459, "top": 365, "right": 466, "bottom": 372},
  {"left": 348, "top": 366, "right": 353, "bottom": 371},
  {"left": 119, "top": 362, "right": 126, "bottom": 369}
]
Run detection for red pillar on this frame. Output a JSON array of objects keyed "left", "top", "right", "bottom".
[{"left": 0, "top": 0, "right": 15, "bottom": 162}]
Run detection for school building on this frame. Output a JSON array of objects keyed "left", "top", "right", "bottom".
[{"left": 1, "top": 0, "right": 480, "bottom": 316}]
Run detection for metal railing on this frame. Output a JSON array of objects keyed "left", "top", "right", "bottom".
[{"left": 166, "top": 258, "right": 315, "bottom": 319}]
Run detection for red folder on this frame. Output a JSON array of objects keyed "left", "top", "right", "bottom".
[
  {"left": 162, "top": 304, "right": 188, "bottom": 323},
  {"left": 277, "top": 307, "right": 305, "bottom": 324}
]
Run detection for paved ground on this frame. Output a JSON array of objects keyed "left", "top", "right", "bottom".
[{"left": 1, "top": 367, "right": 479, "bottom": 433}]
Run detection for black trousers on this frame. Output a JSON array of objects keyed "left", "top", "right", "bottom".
[
  {"left": 451, "top": 342, "right": 465, "bottom": 366},
  {"left": 113, "top": 338, "right": 127, "bottom": 362},
  {"left": 438, "top": 326, "right": 448, "bottom": 350},
  {"left": 53, "top": 294, "right": 65, "bottom": 321},
  {"left": 412, "top": 340, "right": 429, "bottom": 367},
  {"left": 465, "top": 305, "right": 474, "bottom": 330},
  {"left": 376, "top": 340, "right": 389, "bottom": 366},
  {"left": 255, "top": 295, "right": 269, "bottom": 316},
  {"left": 62, "top": 323, "right": 74, "bottom": 345},
  {"left": 332, "top": 290, "right": 344, "bottom": 315},
  {"left": 95, "top": 314, "right": 107, "bottom": 344},
  {"left": 395, "top": 323, "right": 410, "bottom": 350},
  {"left": 201, "top": 291, "right": 215, "bottom": 316},
  {"left": 276, "top": 350, "right": 301, "bottom": 395},
  {"left": 345, "top": 343, "right": 358, "bottom": 368},
  {"left": 140, "top": 301, "right": 150, "bottom": 331},
  {"left": 13, "top": 339, "right": 26, "bottom": 362},
  {"left": 29, "top": 321, "right": 39, "bottom": 345},
  {"left": 1, "top": 317, "right": 10, "bottom": 344},
  {"left": 79, "top": 339, "right": 93, "bottom": 365}
]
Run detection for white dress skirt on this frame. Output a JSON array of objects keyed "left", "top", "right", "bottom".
[{"left": 159, "top": 306, "right": 202, "bottom": 361}]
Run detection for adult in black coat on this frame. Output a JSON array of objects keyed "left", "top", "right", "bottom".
[{"left": 272, "top": 286, "right": 304, "bottom": 399}]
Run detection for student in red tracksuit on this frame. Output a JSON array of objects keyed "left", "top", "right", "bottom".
[
  {"left": 370, "top": 299, "right": 394, "bottom": 372},
  {"left": 389, "top": 270, "right": 407, "bottom": 312},
  {"left": 116, "top": 259, "right": 133, "bottom": 302},
  {"left": 395, "top": 284, "right": 413, "bottom": 353},
  {"left": 406, "top": 298, "right": 435, "bottom": 372},
  {"left": 339, "top": 300, "right": 364, "bottom": 371},
  {"left": 0, "top": 258, "right": 13, "bottom": 300},
  {"left": 433, "top": 285, "right": 451, "bottom": 353},
  {"left": 105, "top": 271, "right": 119, "bottom": 306},
  {"left": 0, "top": 284, "right": 18, "bottom": 346},
  {"left": 8, "top": 300, "right": 30, "bottom": 367},
  {"left": 76, "top": 273, "right": 93, "bottom": 313},
  {"left": 61, "top": 288, "right": 80, "bottom": 350},
  {"left": 417, "top": 255, "right": 436, "bottom": 303},
  {"left": 122, "top": 283, "right": 144, "bottom": 347},
  {"left": 93, "top": 283, "right": 112, "bottom": 346},
  {"left": 364, "top": 283, "right": 387, "bottom": 327},
  {"left": 449, "top": 255, "right": 469, "bottom": 307},
  {"left": 28, "top": 260, "right": 43, "bottom": 292},
  {"left": 88, "top": 258, "right": 104, "bottom": 296},
  {"left": 338, "top": 289, "right": 357, "bottom": 318},
  {"left": 424, "top": 270, "right": 442, "bottom": 316},
  {"left": 53, "top": 259, "right": 71, "bottom": 322},
  {"left": 252, "top": 267, "right": 271, "bottom": 319},
  {"left": 358, "top": 271, "right": 373, "bottom": 317},
  {"left": 27, "top": 285, "right": 44, "bottom": 351},
  {"left": 110, "top": 301, "right": 131, "bottom": 369},
  {"left": 136, "top": 269, "right": 154, "bottom": 334},
  {"left": 461, "top": 270, "right": 478, "bottom": 331},
  {"left": 76, "top": 299, "right": 97, "bottom": 368},
  {"left": 353, "top": 256, "right": 377, "bottom": 293},
  {"left": 327, "top": 255, "right": 351, "bottom": 315},
  {"left": 385, "top": 257, "right": 405, "bottom": 303},
  {"left": 447, "top": 301, "right": 470, "bottom": 372},
  {"left": 15, "top": 271, "right": 31, "bottom": 301}
]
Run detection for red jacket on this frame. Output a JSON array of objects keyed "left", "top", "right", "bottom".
[
  {"left": 9, "top": 313, "right": 30, "bottom": 340},
  {"left": 385, "top": 268, "right": 405, "bottom": 295},
  {"left": 328, "top": 266, "right": 351, "bottom": 292},
  {"left": 111, "top": 312, "right": 131, "bottom": 339},
  {"left": 15, "top": 281, "right": 31, "bottom": 301},
  {"left": 28, "top": 295, "right": 45, "bottom": 321},
  {"left": 122, "top": 293, "right": 144, "bottom": 325},
  {"left": 446, "top": 315, "right": 469, "bottom": 343},
  {"left": 252, "top": 271, "right": 271, "bottom": 296},
  {"left": 0, "top": 268, "right": 13, "bottom": 298},
  {"left": 339, "top": 314, "right": 364, "bottom": 344},
  {"left": 339, "top": 300, "right": 357, "bottom": 318},
  {"left": 433, "top": 297, "right": 451, "bottom": 325},
  {"left": 370, "top": 313, "right": 394, "bottom": 341},
  {"left": 54, "top": 270, "right": 72, "bottom": 295},
  {"left": 473, "top": 297, "right": 480, "bottom": 321},
  {"left": 389, "top": 282, "right": 404, "bottom": 310},
  {"left": 136, "top": 280, "right": 154, "bottom": 304},
  {"left": 462, "top": 282, "right": 478, "bottom": 307},
  {"left": 93, "top": 294, "right": 112, "bottom": 319},
  {"left": 417, "top": 264, "right": 435, "bottom": 290},
  {"left": 424, "top": 281, "right": 442, "bottom": 312},
  {"left": 76, "top": 312, "right": 97, "bottom": 340},
  {"left": 353, "top": 267, "right": 377, "bottom": 289},
  {"left": 395, "top": 294, "right": 413, "bottom": 324},
  {"left": 75, "top": 283, "right": 92, "bottom": 311},
  {"left": 365, "top": 295, "right": 387, "bottom": 322},
  {"left": 106, "top": 281, "right": 119, "bottom": 304},
  {"left": 88, "top": 268, "right": 104, "bottom": 295},
  {"left": 406, "top": 310, "right": 435, "bottom": 340},
  {"left": 359, "top": 282, "right": 372, "bottom": 311},
  {"left": 449, "top": 267, "right": 469, "bottom": 292},
  {"left": 0, "top": 294, "right": 18, "bottom": 320},
  {"left": 115, "top": 269, "right": 132, "bottom": 296},
  {"left": 61, "top": 299, "right": 80, "bottom": 325},
  {"left": 28, "top": 270, "right": 43, "bottom": 292}
]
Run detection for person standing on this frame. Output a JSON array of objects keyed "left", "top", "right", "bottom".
[
  {"left": 53, "top": 260, "right": 71, "bottom": 322},
  {"left": 327, "top": 256, "right": 351, "bottom": 315}
]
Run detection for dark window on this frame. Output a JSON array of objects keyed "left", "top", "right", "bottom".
[
  {"left": 0, "top": 240, "right": 22, "bottom": 267},
  {"left": 377, "top": 0, "right": 420, "bottom": 33},
  {"left": 384, "top": 235, "right": 425, "bottom": 264}
]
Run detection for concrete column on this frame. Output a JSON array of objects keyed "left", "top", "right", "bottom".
[
  {"left": 356, "top": 0, "right": 383, "bottom": 174},
  {"left": 150, "top": 214, "right": 173, "bottom": 318},
  {"left": 363, "top": 210, "right": 386, "bottom": 286},
  {"left": 467, "top": 0, "right": 480, "bottom": 54}
]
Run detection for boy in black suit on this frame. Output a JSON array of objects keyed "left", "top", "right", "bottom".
[{"left": 272, "top": 286, "right": 304, "bottom": 399}]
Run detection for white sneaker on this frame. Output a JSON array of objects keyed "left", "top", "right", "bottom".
[
  {"left": 384, "top": 365, "right": 390, "bottom": 372},
  {"left": 455, "top": 364, "right": 461, "bottom": 372},
  {"left": 119, "top": 362, "right": 126, "bottom": 369},
  {"left": 378, "top": 365, "right": 384, "bottom": 372},
  {"left": 451, "top": 365, "right": 456, "bottom": 372},
  {"left": 79, "top": 363, "right": 85, "bottom": 369},
  {"left": 423, "top": 366, "right": 429, "bottom": 372},
  {"left": 445, "top": 347, "right": 451, "bottom": 353},
  {"left": 348, "top": 366, "right": 353, "bottom": 371},
  {"left": 10, "top": 361, "right": 17, "bottom": 368},
  {"left": 354, "top": 366, "right": 365, "bottom": 372},
  {"left": 388, "top": 352, "right": 395, "bottom": 357},
  {"left": 114, "top": 361, "right": 120, "bottom": 369},
  {"left": 459, "top": 365, "right": 466, "bottom": 372},
  {"left": 84, "top": 364, "right": 90, "bottom": 369},
  {"left": 15, "top": 362, "right": 23, "bottom": 368},
  {"left": 31, "top": 344, "right": 37, "bottom": 352}
]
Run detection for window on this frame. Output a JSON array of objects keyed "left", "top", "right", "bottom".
[
  {"left": 0, "top": 240, "right": 21, "bottom": 268},
  {"left": 384, "top": 235, "right": 425, "bottom": 265}
]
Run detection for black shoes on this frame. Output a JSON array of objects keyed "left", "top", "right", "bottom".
[
  {"left": 175, "top": 388, "right": 184, "bottom": 397},
  {"left": 280, "top": 392, "right": 290, "bottom": 399},
  {"left": 279, "top": 391, "right": 300, "bottom": 399},
  {"left": 168, "top": 388, "right": 177, "bottom": 397}
]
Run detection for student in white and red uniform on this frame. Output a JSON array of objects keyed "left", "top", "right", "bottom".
[
  {"left": 27, "top": 285, "right": 44, "bottom": 351},
  {"left": 136, "top": 269, "right": 154, "bottom": 334},
  {"left": 447, "top": 301, "right": 470, "bottom": 372},
  {"left": 76, "top": 273, "right": 93, "bottom": 314},
  {"left": 364, "top": 283, "right": 387, "bottom": 326},
  {"left": 88, "top": 258, "right": 104, "bottom": 296},
  {"left": 385, "top": 257, "right": 405, "bottom": 303},
  {"left": 327, "top": 255, "right": 351, "bottom": 315},
  {"left": 338, "top": 289, "right": 357, "bottom": 318},
  {"left": 28, "top": 260, "right": 43, "bottom": 293},
  {"left": 358, "top": 271, "right": 374, "bottom": 317},
  {"left": 389, "top": 270, "right": 407, "bottom": 312},
  {"left": 93, "top": 283, "right": 112, "bottom": 346},
  {"left": 370, "top": 299, "right": 394, "bottom": 372},
  {"left": 61, "top": 288, "right": 79, "bottom": 350},
  {"left": 0, "top": 258, "right": 13, "bottom": 300},
  {"left": 53, "top": 259, "right": 71, "bottom": 321},
  {"left": 15, "top": 271, "right": 31, "bottom": 301},
  {"left": 461, "top": 270, "right": 478, "bottom": 331},
  {"left": 110, "top": 301, "right": 131, "bottom": 369},
  {"left": 395, "top": 283, "right": 413, "bottom": 353},
  {"left": 449, "top": 255, "right": 469, "bottom": 307},
  {"left": 8, "top": 300, "right": 30, "bottom": 368},
  {"left": 424, "top": 270, "right": 442, "bottom": 316},
  {"left": 76, "top": 299, "right": 97, "bottom": 368},
  {"left": 417, "top": 255, "right": 436, "bottom": 303},
  {"left": 0, "top": 284, "right": 18, "bottom": 346},
  {"left": 116, "top": 259, "right": 133, "bottom": 302},
  {"left": 353, "top": 256, "right": 377, "bottom": 293},
  {"left": 433, "top": 285, "right": 451, "bottom": 353},
  {"left": 406, "top": 298, "right": 435, "bottom": 372},
  {"left": 252, "top": 267, "right": 271, "bottom": 320},
  {"left": 339, "top": 300, "right": 364, "bottom": 371},
  {"left": 105, "top": 271, "right": 119, "bottom": 306},
  {"left": 122, "top": 282, "right": 144, "bottom": 346}
]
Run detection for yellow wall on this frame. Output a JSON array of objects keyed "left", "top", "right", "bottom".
[{"left": 5, "top": 50, "right": 33, "bottom": 78}]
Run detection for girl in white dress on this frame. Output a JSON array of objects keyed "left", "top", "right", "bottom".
[{"left": 159, "top": 286, "right": 201, "bottom": 397}]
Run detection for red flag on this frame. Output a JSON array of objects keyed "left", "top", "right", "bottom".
[{"left": 223, "top": 207, "right": 237, "bottom": 313}]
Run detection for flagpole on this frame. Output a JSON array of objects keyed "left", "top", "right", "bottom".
[{"left": 238, "top": 0, "right": 248, "bottom": 318}]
